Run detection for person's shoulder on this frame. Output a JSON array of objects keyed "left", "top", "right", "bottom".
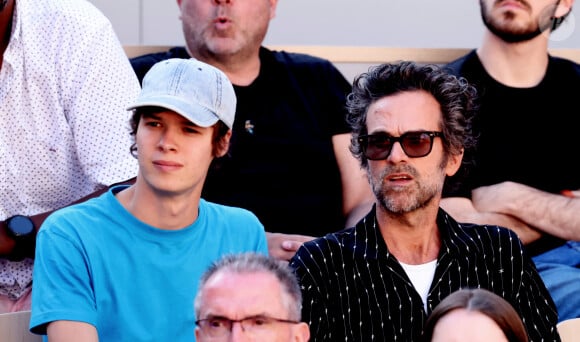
[
  {"left": 130, "top": 47, "right": 189, "bottom": 83},
  {"left": 52, "top": 189, "right": 113, "bottom": 215},
  {"left": 548, "top": 55, "right": 580, "bottom": 76},
  {"left": 264, "top": 47, "right": 342, "bottom": 74},
  {"left": 18, "top": 0, "right": 117, "bottom": 52},
  {"left": 261, "top": 47, "right": 351, "bottom": 95},
  {"left": 130, "top": 47, "right": 189, "bottom": 66},
  {"left": 440, "top": 209, "right": 518, "bottom": 242},
  {"left": 40, "top": 190, "right": 112, "bottom": 233},
  {"left": 30, "top": 0, "right": 111, "bottom": 26},
  {"left": 290, "top": 227, "right": 358, "bottom": 273},
  {"left": 274, "top": 50, "right": 331, "bottom": 65},
  {"left": 458, "top": 221, "right": 522, "bottom": 245},
  {"left": 302, "top": 226, "right": 357, "bottom": 252},
  {"left": 443, "top": 49, "right": 479, "bottom": 77},
  {"left": 200, "top": 199, "right": 263, "bottom": 226}
]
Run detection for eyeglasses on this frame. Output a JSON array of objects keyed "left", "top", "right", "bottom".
[
  {"left": 358, "top": 131, "right": 443, "bottom": 160},
  {"left": 196, "top": 315, "right": 300, "bottom": 338}
]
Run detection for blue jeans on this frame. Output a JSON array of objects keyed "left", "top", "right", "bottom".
[{"left": 532, "top": 241, "right": 580, "bottom": 322}]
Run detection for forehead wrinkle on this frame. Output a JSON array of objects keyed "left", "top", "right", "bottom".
[
  {"left": 199, "top": 271, "right": 288, "bottom": 320},
  {"left": 367, "top": 93, "right": 442, "bottom": 135}
]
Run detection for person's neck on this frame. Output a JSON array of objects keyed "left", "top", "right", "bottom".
[
  {"left": 188, "top": 46, "right": 261, "bottom": 87},
  {"left": 377, "top": 205, "right": 441, "bottom": 265},
  {"left": 115, "top": 180, "right": 201, "bottom": 230},
  {"left": 476, "top": 30, "right": 550, "bottom": 88},
  {"left": 0, "top": 0, "right": 15, "bottom": 69}
]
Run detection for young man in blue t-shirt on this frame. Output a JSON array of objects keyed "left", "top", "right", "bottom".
[{"left": 29, "top": 58, "right": 268, "bottom": 341}]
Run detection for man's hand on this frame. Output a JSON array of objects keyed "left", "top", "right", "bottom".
[{"left": 266, "top": 232, "right": 316, "bottom": 261}]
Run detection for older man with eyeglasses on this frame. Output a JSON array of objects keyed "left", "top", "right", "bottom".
[
  {"left": 194, "top": 252, "right": 310, "bottom": 341},
  {"left": 289, "top": 61, "right": 560, "bottom": 342}
]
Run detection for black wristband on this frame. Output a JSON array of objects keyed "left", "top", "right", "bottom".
[{"left": 5, "top": 215, "right": 36, "bottom": 261}]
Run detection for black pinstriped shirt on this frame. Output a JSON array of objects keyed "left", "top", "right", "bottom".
[{"left": 290, "top": 207, "right": 560, "bottom": 342}]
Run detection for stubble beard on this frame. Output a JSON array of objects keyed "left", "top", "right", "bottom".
[
  {"left": 479, "top": 0, "right": 558, "bottom": 43},
  {"left": 185, "top": 26, "right": 246, "bottom": 62},
  {"left": 371, "top": 165, "right": 441, "bottom": 215}
]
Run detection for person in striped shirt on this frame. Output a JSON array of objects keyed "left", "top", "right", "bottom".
[{"left": 290, "top": 61, "right": 560, "bottom": 342}]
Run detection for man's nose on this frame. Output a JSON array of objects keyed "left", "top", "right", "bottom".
[{"left": 228, "top": 321, "right": 250, "bottom": 342}]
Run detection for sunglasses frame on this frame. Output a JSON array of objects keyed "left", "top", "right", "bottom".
[{"left": 358, "top": 131, "right": 443, "bottom": 160}]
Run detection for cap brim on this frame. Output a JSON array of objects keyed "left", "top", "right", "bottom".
[{"left": 127, "top": 95, "right": 219, "bottom": 128}]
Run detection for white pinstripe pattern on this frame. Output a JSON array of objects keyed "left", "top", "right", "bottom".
[{"left": 290, "top": 208, "right": 560, "bottom": 342}]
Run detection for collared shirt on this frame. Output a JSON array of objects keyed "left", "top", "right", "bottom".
[
  {"left": 0, "top": 0, "right": 140, "bottom": 299},
  {"left": 290, "top": 207, "right": 560, "bottom": 342}
]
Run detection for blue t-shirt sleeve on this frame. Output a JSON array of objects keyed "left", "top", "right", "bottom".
[
  {"left": 255, "top": 225, "right": 269, "bottom": 256},
  {"left": 30, "top": 213, "right": 97, "bottom": 335}
]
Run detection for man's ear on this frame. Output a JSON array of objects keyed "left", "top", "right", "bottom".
[
  {"left": 194, "top": 326, "right": 201, "bottom": 341},
  {"left": 270, "top": 0, "right": 278, "bottom": 20},
  {"left": 446, "top": 148, "right": 464, "bottom": 177},
  {"left": 176, "top": 0, "right": 183, "bottom": 20},
  {"left": 216, "top": 130, "right": 232, "bottom": 158},
  {"left": 554, "top": 0, "right": 574, "bottom": 18},
  {"left": 294, "top": 322, "right": 311, "bottom": 342}
]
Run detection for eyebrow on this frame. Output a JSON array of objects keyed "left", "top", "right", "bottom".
[
  {"left": 202, "top": 314, "right": 230, "bottom": 320},
  {"left": 141, "top": 112, "right": 160, "bottom": 120},
  {"left": 203, "top": 312, "right": 272, "bottom": 320},
  {"left": 368, "top": 129, "right": 436, "bottom": 136}
]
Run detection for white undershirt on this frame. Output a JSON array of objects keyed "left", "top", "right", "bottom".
[{"left": 400, "top": 259, "right": 437, "bottom": 312}]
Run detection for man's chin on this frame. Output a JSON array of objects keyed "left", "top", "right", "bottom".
[
  {"left": 484, "top": 19, "right": 543, "bottom": 42},
  {"left": 494, "top": 28, "right": 543, "bottom": 42},
  {"left": 207, "top": 39, "right": 242, "bottom": 56}
]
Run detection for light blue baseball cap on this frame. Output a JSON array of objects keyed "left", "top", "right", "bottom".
[{"left": 127, "top": 58, "right": 236, "bottom": 129}]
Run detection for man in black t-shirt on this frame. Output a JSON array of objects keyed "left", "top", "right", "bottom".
[{"left": 441, "top": 0, "right": 580, "bottom": 322}]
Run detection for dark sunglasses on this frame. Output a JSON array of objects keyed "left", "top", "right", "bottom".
[{"left": 358, "top": 131, "right": 443, "bottom": 160}]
